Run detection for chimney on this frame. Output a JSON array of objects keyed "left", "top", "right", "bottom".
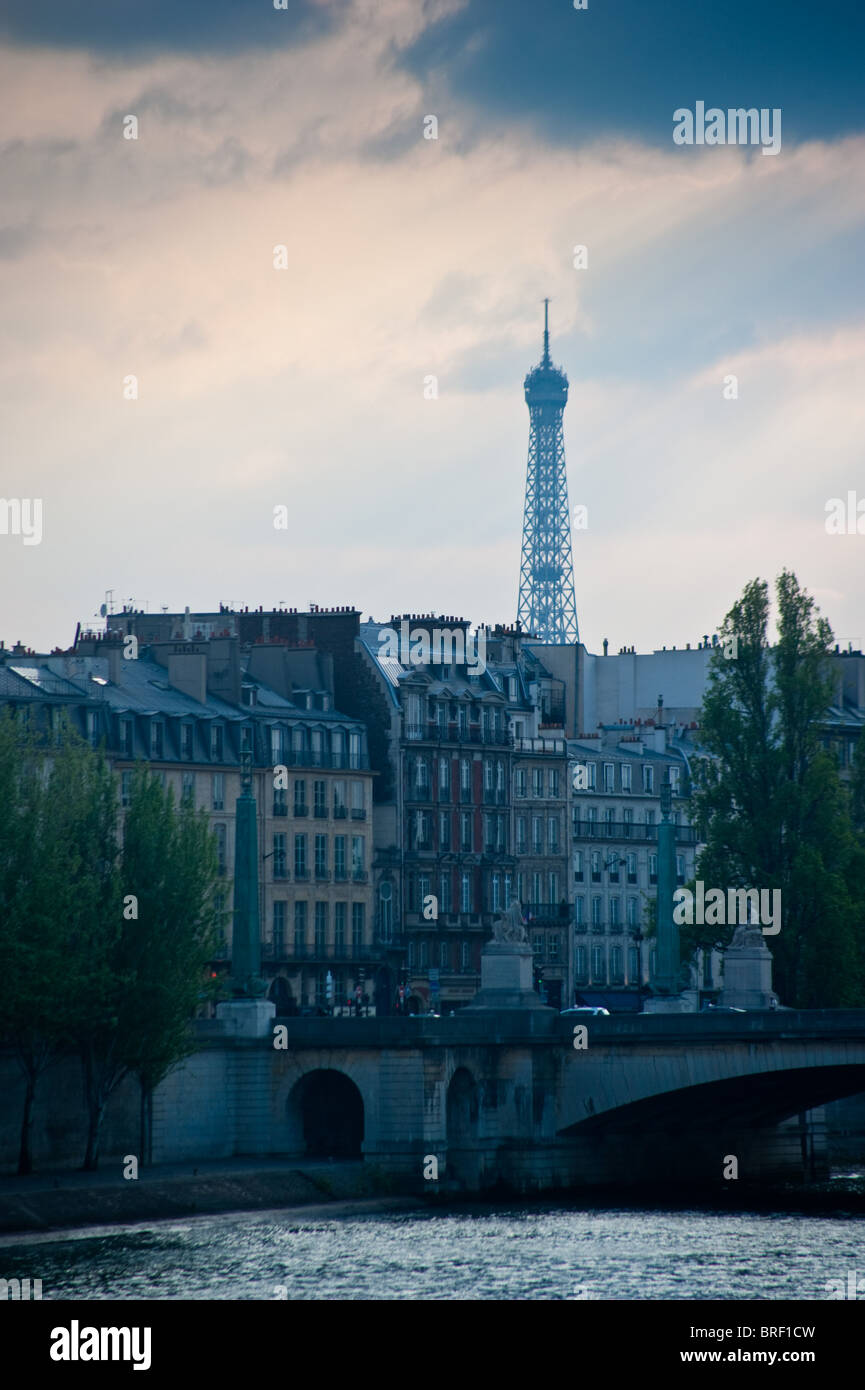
[{"left": 168, "top": 651, "right": 208, "bottom": 705}]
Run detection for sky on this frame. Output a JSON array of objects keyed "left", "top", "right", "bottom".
[{"left": 1, "top": 0, "right": 863, "bottom": 656}]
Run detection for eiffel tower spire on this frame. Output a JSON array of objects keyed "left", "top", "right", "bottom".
[{"left": 516, "top": 302, "right": 579, "bottom": 643}]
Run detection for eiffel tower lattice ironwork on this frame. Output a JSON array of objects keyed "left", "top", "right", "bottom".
[{"left": 516, "top": 299, "right": 579, "bottom": 644}]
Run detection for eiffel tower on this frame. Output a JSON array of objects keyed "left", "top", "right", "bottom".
[{"left": 516, "top": 300, "right": 579, "bottom": 643}]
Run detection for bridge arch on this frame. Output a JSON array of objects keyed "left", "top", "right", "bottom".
[{"left": 286, "top": 1068, "right": 365, "bottom": 1159}]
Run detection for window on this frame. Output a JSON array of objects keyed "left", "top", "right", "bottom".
[
  {"left": 623, "top": 808, "right": 633, "bottom": 837},
  {"left": 676, "top": 854, "right": 685, "bottom": 886},
  {"left": 419, "top": 940, "right": 429, "bottom": 971},
  {"left": 642, "top": 765, "right": 654, "bottom": 794},
  {"left": 439, "top": 873, "right": 451, "bottom": 914},
  {"left": 621, "top": 763, "right": 632, "bottom": 793},
  {"left": 333, "top": 780, "right": 347, "bottom": 817},
  {"left": 121, "top": 769, "right": 132, "bottom": 808},
  {"left": 121, "top": 720, "right": 133, "bottom": 757},
  {"left": 629, "top": 946, "right": 639, "bottom": 982},
  {"left": 214, "top": 824, "right": 227, "bottom": 876},
  {"left": 314, "top": 780, "right": 327, "bottom": 816},
  {"left": 532, "top": 816, "right": 543, "bottom": 852},
  {"left": 181, "top": 771, "right": 195, "bottom": 807},
  {"left": 379, "top": 882, "right": 393, "bottom": 941},
  {"left": 610, "top": 897, "right": 621, "bottom": 927},
  {"left": 548, "top": 933, "right": 560, "bottom": 961},
  {"left": 504, "top": 874, "right": 512, "bottom": 904},
  {"left": 334, "top": 836, "right": 346, "bottom": 880},
  {"left": 532, "top": 768, "right": 543, "bottom": 798},
  {"left": 273, "top": 901, "right": 286, "bottom": 954},
  {"left": 292, "top": 833, "right": 306, "bottom": 880},
  {"left": 150, "top": 721, "right": 163, "bottom": 759},
  {"left": 212, "top": 772, "right": 225, "bottom": 811},
  {"left": 461, "top": 941, "right": 470, "bottom": 971},
  {"left": 484, "top": 759, "right": 494, "bottom": 793},
  {"left": 610, "top": 945, "right": 623, "bottom": 982},
  {"left": 460, "top": 812, "right": 473, "bottom": 852},
  {"left": 627, "top": 896, "right": 638, "bottom": 927},
  {"left": 591, "top": 896, "right": 602, "bottom": 926},
  {"left": 418, "top": 874, "right": 430, "bottom": 913},
  {"left": 574, "top": 896, "right": 584, "bottom": 925},
  {"left": 515, "top": 768, "right": 527, "bottom": 799},
  {"left": 586, "top": 763, "right": 597, "bottom": 790},
  {"left": 270, "top": 727, "right": 284, "bottom": 764},
  {"left": 591, "top": 946, "right": 605, "bottom": 980},
  {"left": 532, "top": 933, "right": 544, "bottom": 956},
  {"left": 294, "top": 779, "right": 307, "bottom": 817},
  {"left": 575, "top": 945, "right": 587, "bottom": 979},
  {"left": 669, "top": 766, "right": 681, "bottom": 795},
  {"left": 334, "top": 902, "right": 346, "bottom": 948},
  {"left": 460, "top": 758, "right": 471, "bottom": 798},
  {"left": 548, "top": 872, "right": 559, "bottom": 903},
  {"left": 591, "top": 851, "right": 602, "bottom": 884},
  {"left": 440, "top": 941, "right": 449, "bottom": 970},
  {"left": 240, "top": 726, "right": 252, "bottom": 756},
  {"left": 574, "top": 850, "right": 584, "bottom": 883},
  {"left": 531, "top": 872, "right": 542, "bottom": 905},
  {"left": 181, "top": 724, "right": 194, "bottom": 760},
  {"left": 349, "top": 731, "right": 362, "bottom": 769},
  {"left": 649, "top": 852, "right": 658, "bottom": 886},
  {"left": 351, "top": 835, "right": 365, "bottom": 880},
  {"left": 548, "top": 816, "right": 559, "bottom": 852},
  {"left": 294, "top": 900, "right": 307, "bottom": 951},
  {"left": 315, "top": 902, "right": 327, "bottom": 950},
  {"left": 310, "top": 729, "right": 323, "bottom": 766},
  {"left": 439, "top": 756, "right": 450, "bottom": 799},
  {"left": 408, "top": 941, "right": 415, "bottom": 970},
  {"left": 603, "top": 762, "right": 615, "bottom": 792},
  {"left": 604, "top": 808, "right": 615, "bottom": 838},
  {"left": 351, "top": 903, "right": 364, "bottom": 948},
  {"left": 484, "top": 813, "right": 495, "bottom": 853},
  {"left": 211, "top": 725, "right": 223, "bottom": 761},
  {"left": 516, "top": 816, "right": 527, "bottom": 854},
  {"left": 439, "top": 810, "right": 451, "bottom": 851},
  {"left": 331, "top": 730, "right": 346, "bottom": 769},
  {"left": 548, "top": 768, "right": 560, "bottom": 798},
  {"left": 273, "top": 784, "right": 287, "bottom": 816},
  {"left": 416, "top": 758, "right": 430, "bottom": 795},
  {"left": 315, "top": 833, "right": 328, "bottom": 878},
  {"left": 492, "top": 874, "right": 502, "bottom": 912},
  {"left": 461, "top": 872, "right": 472, "bottom": 913},
  {"left": 645, "top": 810, "right": 655, "bottom": 839}
]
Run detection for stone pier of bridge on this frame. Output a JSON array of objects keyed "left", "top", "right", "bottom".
[{"left": 151, "top": 1010, "right": 865, "bottom": 1192}]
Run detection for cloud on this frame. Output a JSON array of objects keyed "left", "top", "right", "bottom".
[
  {"left": 0, "top": 0, "right": 348, "bottom": 56},
  {"left": 0, "top": 0, "right": 863, "bottom": 660}
]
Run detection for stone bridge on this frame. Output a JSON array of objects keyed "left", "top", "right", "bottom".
[{"left": 152, "top": 1010, "right": 865, "bottom": 1191}]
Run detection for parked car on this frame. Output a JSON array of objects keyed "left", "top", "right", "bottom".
[{"left": 560, "top": 1006, "right": 610, "bottom": 1017}]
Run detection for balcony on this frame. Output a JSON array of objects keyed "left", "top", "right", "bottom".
[
  {"left": 523, "top": 903, "right": 571, "bottom": 923},
  {"left": 334, "top": 805, "right": 347, "bottom": 819},
  {"left": 351, "top": 808, "right": 367, "bottom": 820},
  {"left": 314, "top": 806, "right": 328, "bottom": 819},
  {"left": 273, "top": 803, "right": 288, "bottom": 817},
  {"left": 294, "top": 805, "right": 308, "bottom": 818},
  {"left": 573, "top": 819, "right": 698, "bottom": 844},
  {"left": 261, "top": 942, "right": 386, "bottom": 963}
]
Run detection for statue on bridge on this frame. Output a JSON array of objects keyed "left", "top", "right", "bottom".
[{"left": 492, "top": 897, "right": 528, "bottom": 945}]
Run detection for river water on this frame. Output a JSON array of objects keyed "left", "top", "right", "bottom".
[{"left": 2, "top": 1201, "right": 863, "bottom": 1300}]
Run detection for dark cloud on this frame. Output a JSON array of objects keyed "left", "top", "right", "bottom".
[
  {"left": 399, "top": 0, "right": 865, "bottom": 148},
  {"left": 0, "top": 0, "right": 348, "bottom": 56}
]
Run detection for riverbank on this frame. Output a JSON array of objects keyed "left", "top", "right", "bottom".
[
  {"left": 0, "top": 1157, "right": 419, "bottom": 1236},
  {"left": 2, "top": 1156, "right": 865, "bottom": 1238}
]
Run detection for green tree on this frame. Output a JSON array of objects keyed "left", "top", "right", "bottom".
[
  {"left": 690, "top": 571, "right": 863, "bottom": 1007},
  {"left": 118, "top": 768, "right": 222, "bottom": 1163}
]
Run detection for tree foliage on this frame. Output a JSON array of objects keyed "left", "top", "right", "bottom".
[{"left": 690, "top": 571, "right": 864, "bottom": 1007}]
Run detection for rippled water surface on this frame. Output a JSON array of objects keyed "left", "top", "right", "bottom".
[{"left": 2, "top": 1202, "right": 863, "bottom": 1300}]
